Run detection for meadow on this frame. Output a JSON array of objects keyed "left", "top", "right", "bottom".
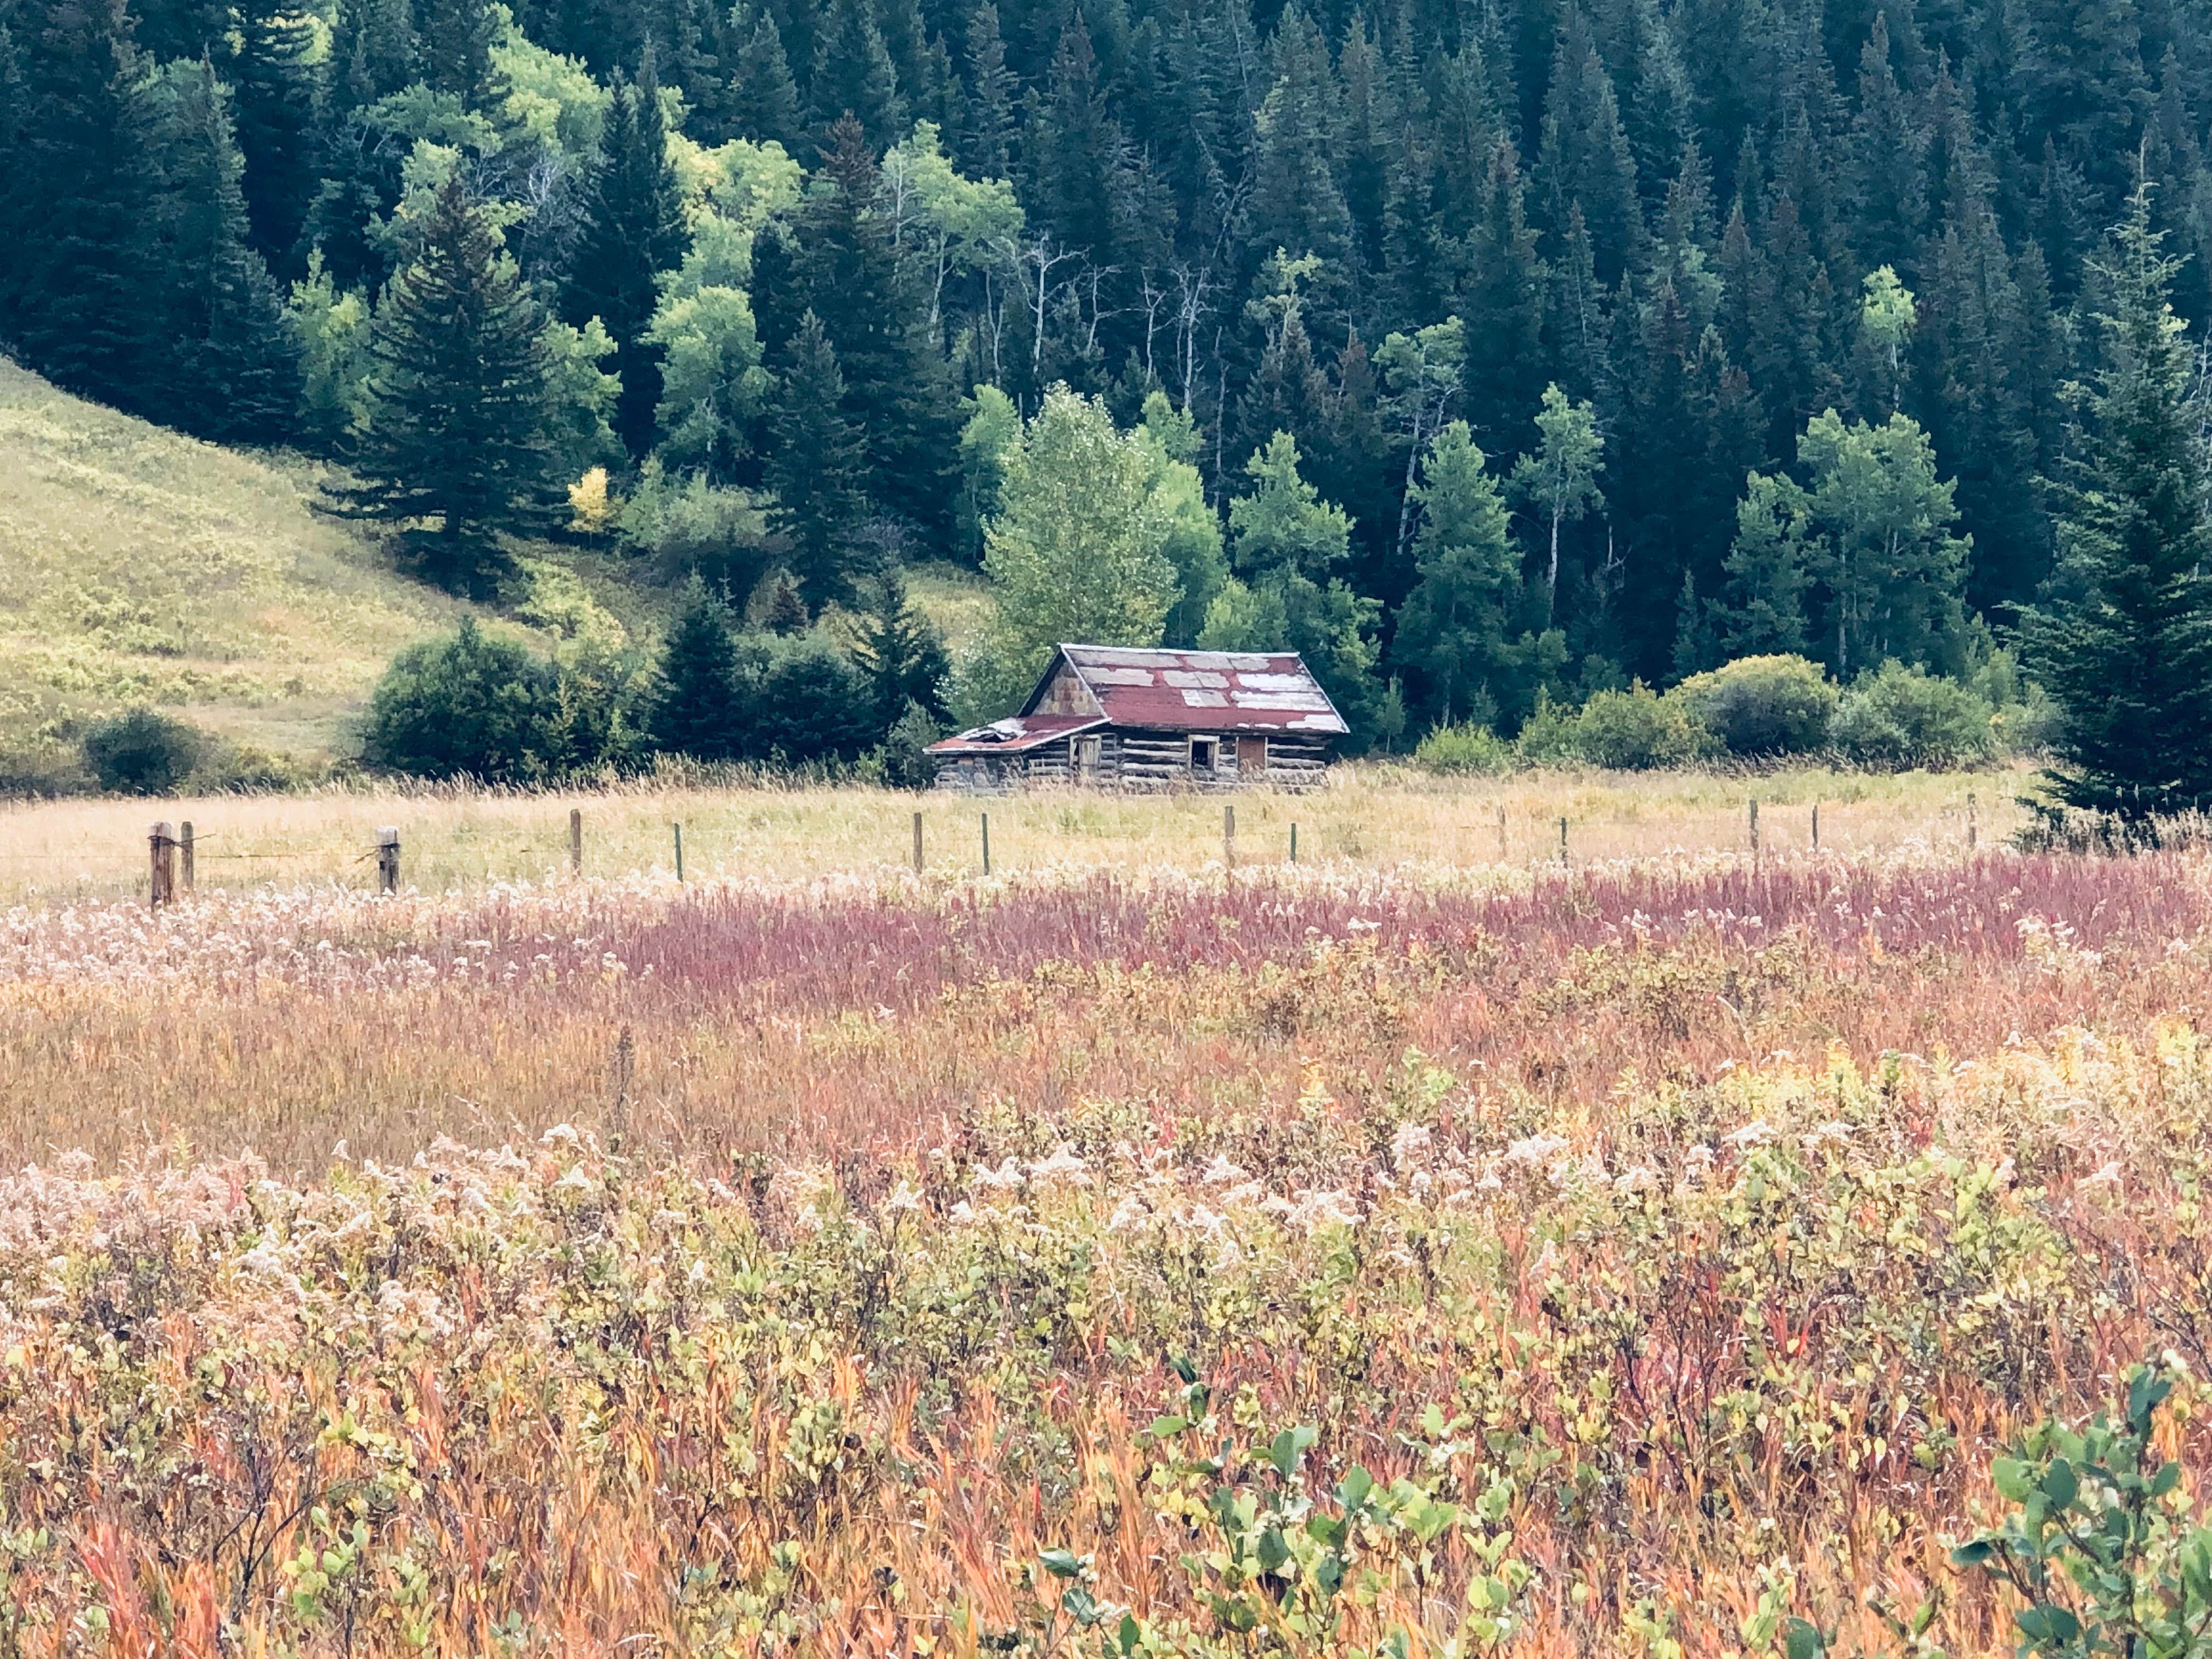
[{"left": 3, "top": 770, "right": 2210, "bottom": 1656}]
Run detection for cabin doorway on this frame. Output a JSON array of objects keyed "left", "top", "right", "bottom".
[
  {"left": 1236, "top": 737, "right": 1267, "bottom": 778},
  {"left": 1074, "top": 735, "right": 1102, "bottom": 781},
  {"left": 1189, "top": 737, "right": 1218, "bottom": 775}
]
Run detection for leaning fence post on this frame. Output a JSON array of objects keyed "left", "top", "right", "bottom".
[
  {"left": 912, "top": 810, "right": 924, "bottom": 873},
  {"left": 179, "top": 820, "right": 195, "bottom": 893},
  {"left": 1223, "top": 803, "right": 1236, "bottom": 868},
  {"left": 376, "top": 826, "right": 400, "bottom": 894},
  {"left": 149, "top": 822, "right": 176, "bottom": 909},
  {"left": 980, "top": 812, "right": 991, "bottom": 876},
  {"left": 569, "top": 808, "right": 583, "bottom": 877}
]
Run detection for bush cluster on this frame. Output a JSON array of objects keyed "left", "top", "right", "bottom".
[
  {"left": 78, "top": 707, "right": 320, "bottom": 796},
  {"left": 360, "top": 573, "right": 951, "bottom": 787},
  {"left": 1415, "top": 652, "right": 2022, "bottom": 775}
]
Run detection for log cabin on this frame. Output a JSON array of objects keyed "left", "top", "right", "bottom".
[{"left": 927, "top": 644, "right": 1347, "bottom": 791}]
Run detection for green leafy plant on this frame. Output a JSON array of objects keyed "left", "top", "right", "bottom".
[{"left": 1950, "top": 1362, "right": 2212, "bottom": 1657}]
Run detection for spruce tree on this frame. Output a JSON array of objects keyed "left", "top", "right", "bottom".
[
  {"left": 341, "top": 174, "right": 560, "bottom": 596},
  {"left": 229, "top": 0, "right": 321, "bottom": 276},
  {"left": 959, "top": 2, "right": 1018, "bottom": 178},
  {"left": 650, "top": 580, "right": 747, "bottom": 760},
  {"left": 565, "top": 59, "right": 690, "bottom": 458},
  {"left": 1240, "top": 4, "right": 1353, "bottom": 307},
  {"left": 415, "top": 0, "right": 501, "bottom": 106},
  {"left": 765, "top": 311, "right": 871, "bottom": 607},
  {"left": 811, "top": 0, "right": 905, "bottom": 149},
  {"left": 152, "top": 59, "right": 302, "bottom": 443},
  {"left": 847, "top": 566, "right": 951, "bottom": 726},
  {"left": 0, "top": 0, "right": 156, "bottom": 411},
  {"left": 2028, "top": 188, "right": 2212, "bottom": 824},
  {"left": 792, "top": 118, "right": 958, "bottom": 540},
  {"left": 727, "top": 1, "right": 802, "bottom": 144}
]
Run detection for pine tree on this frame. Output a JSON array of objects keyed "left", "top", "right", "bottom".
[
  {"left": 1846, "top": 14, "right": 1928, "bottom": 276},
  {"left": 340, "top": 174, "right": 560, "bottom": 596},
  {"left": 1025, "top": 17, "right": 1121, "bottom": 259},
  {"left": 0, "top": 0, "right": 156, "bottom": 411},
  {"left": 414, "top": 0, "right": 501, "bottom": 106},
  {"left": 1393, "top": 421, "right": 1557, "bottom": 724},
  {"left": 1240, "top": 4, "right": 1353, "bottom": 308},
  {"left": 791, "top": 118, "right": 958, "bottom": 539},
  {"left": 811, "top": 0, "right": 905, "bottom": 149},
  {"left": 565, "top": 59, "right": 690, "bottom": 459},
  {"left": 847, "top": 566, "right": 950, "bottom": 726},
  {"left": 2028, "top": 187, "right": 2212, "bottom": 824},
  {"left": 229, "top": 0, "right": 321, "bottom": 278},
  {"left": 650, "top": 580, "right": 747, "bottom": 759},
  {"left": 958, "top": 2, "right": 1018, "bottom": 177},
  {"left": 1718, "top": 471, "right": 1815, "bottom": 656},
  {"left": 764, "top": 311, "right": 871, "bottom": 607},
  {"left": 1532, "top": 5, "right": 1644, "bottom": 286},
  {"left": 727, "top": 1, "right": 802, "bottom": 144},
  {"left": 1460, "top": 139, "right": 1548, "bottom": 458},
  {"left": 151, "top": 59, "right": 302, "bottom": 443}
]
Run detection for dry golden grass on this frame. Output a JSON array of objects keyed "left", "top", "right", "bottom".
[
  {"left": 0, "top": 358, "right": 478, "bottom": 770},
  {"left": 0, "top": 763, "right": 2014, "bottom": 906}
]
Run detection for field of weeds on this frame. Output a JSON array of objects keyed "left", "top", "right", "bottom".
[{"left": 4, "top": 782, "right": 2212, "bottom": 1656}]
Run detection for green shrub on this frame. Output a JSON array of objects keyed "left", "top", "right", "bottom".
[
  {"left": 1671, "top": 654, "right": 1837, "bottom": 755},
  {"left": 866, "top": 699, "right": 945, "bottom": 788},
  {"left": 1513, "top": 690, "right": 1582, "bottom": 765},
  {"left": 1943, "top": 1363, "right": 2212, "bottom": 1659},
  {"left": 363, "top": 619, "right": 568, "bottom": 782},
  {"left": 1413, "top": 720, "right": 1514, "bottom": 775},
  {"left": 81, "top": 707, "right": 204, "bottom": 794},
  {"left": 1830, "top": 661, "right": 1995, "bottom": 770},
  {"left": 1572, "top": 682, "right": 1714, "bottom": 769}
]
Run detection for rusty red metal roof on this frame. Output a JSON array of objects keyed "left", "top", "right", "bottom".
[
  {"left": 1025, "top": 645, "right": 1350, "bottom": 735},
  {"left": 926, "top": 713, "right": 1108, "bottom": 756}
]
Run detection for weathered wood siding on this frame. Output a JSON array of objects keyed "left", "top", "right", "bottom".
[{"left": 935, "top": 727, "right": 1333, "bottom": 792}]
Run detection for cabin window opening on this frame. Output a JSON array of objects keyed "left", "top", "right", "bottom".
[{"left": 1190, "top": 737, "right": 1218, "bottom": 774}]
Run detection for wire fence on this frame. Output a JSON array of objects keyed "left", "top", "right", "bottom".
[{"left": 0, "top": 791, "right": 1970, "bottom": 911}]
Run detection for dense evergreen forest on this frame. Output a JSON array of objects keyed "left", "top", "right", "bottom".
[{"left": 5, "top": 0, "right": 2211, "bottom": 755}]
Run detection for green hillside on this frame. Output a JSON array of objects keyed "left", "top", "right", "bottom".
[{"left": 0, "top": 357, "right": 475, "bottom": 783}]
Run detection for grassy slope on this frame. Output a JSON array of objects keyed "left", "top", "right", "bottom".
[{"left": 0, "top": 358, "right": 469, "bottom": 773}]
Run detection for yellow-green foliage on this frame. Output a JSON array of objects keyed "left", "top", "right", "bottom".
[{"left": 0, "top": 358, "right": 466, "bottom": 772}]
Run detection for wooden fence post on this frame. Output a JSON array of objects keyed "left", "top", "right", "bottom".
[
  {"left": 569, "top": 808, "right": 583, "bottom": 877},
  {"left": 912, "top": 811, "right": 924, "bottom": 873},
  {"left": 980, "top": 812, "right": 991, "bottom": 876},
  {"left": 1748, "top": 799, "right": 1759, "bottom": 867},
  {"left": 179, "top": 820, "right": 195, "bottom": 894},
  {"left": 672, "top": 822, "right": 684, "bottom": 882},
  {"left": 1223, "top": 803, "right": 1236, "bottom": 868},
  {"left": 1812, "top": 802, "right": 1821, "bottom": 852},
  {"left": 1558, "top": 816, "right": 1568, "bottom": 866},
  {"left": 149, "top": 822, "right": 175, "bottom": 909},
  {"left": 376, "top": 826, "right": 399, "bottom": 894},
  {"left": 1497, "top": 802, "right": 1508, "bottom": 862},
  {"left": 1290, "top": 822, "right": 1298, "bottom": 863},
  {"left": 1967, "top": 792, "right": 1977, "bottom": 850}
]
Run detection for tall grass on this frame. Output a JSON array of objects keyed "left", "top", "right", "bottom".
[{"left": 0, "top": 765, "right": 2008, "bottom": 906}]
